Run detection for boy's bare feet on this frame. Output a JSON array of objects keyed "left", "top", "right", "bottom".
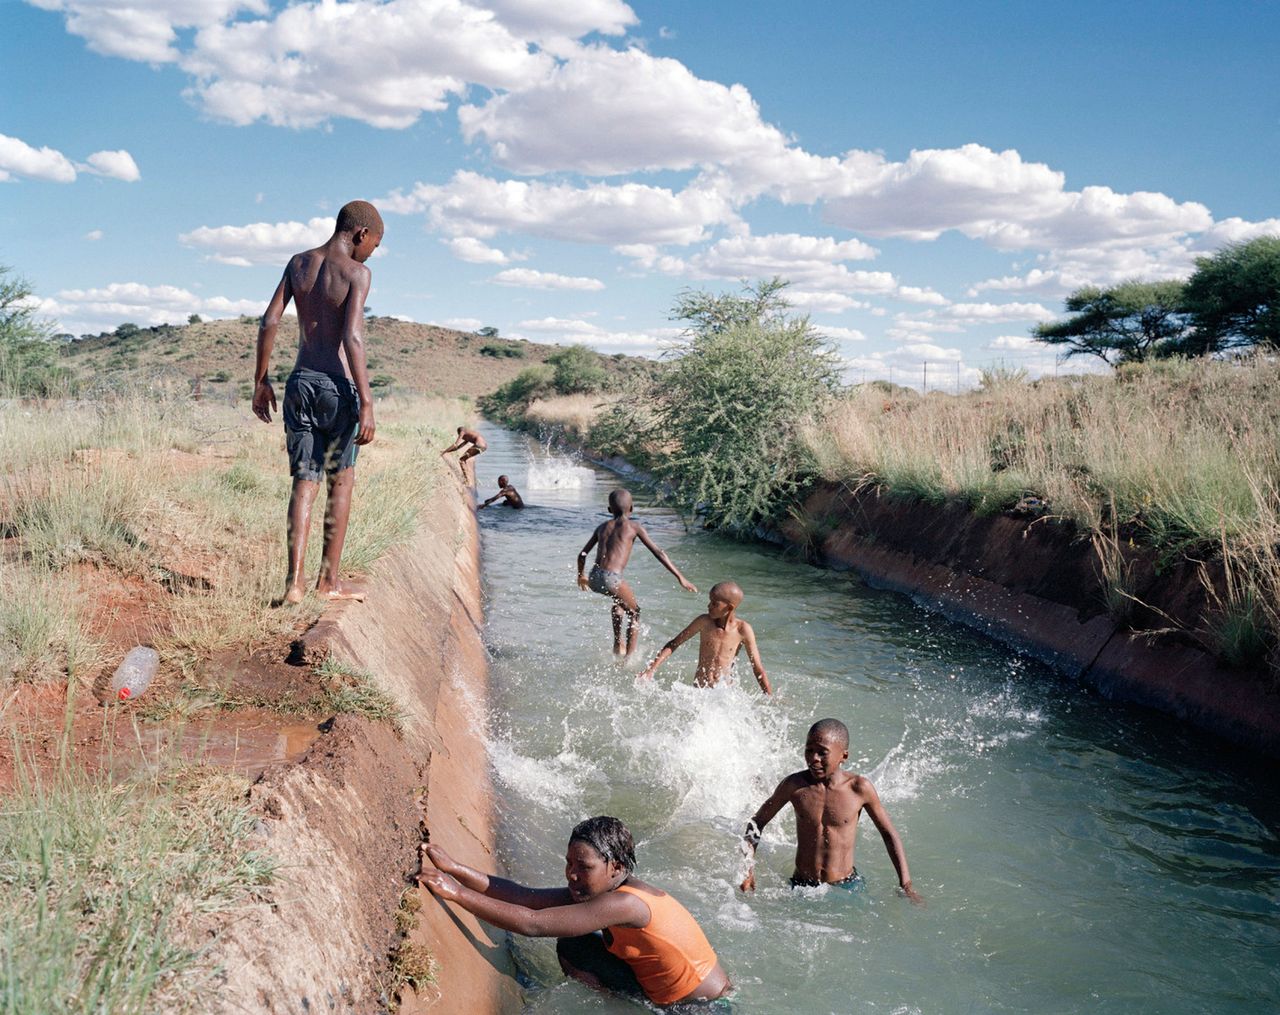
[
  {"left": 283, "top": 584, "right": 306, "bottom": 605},
  {"left": 320, "top": 583, "right": 366, "bottom": 602}
]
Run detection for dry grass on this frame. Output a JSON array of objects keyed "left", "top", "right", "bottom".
[
  {"left": 523, "top": 392, "right": 620, "bottom": 442},
  {"left": 0, "top": 387, "right": 463, "bottom": 685},
  {"left": 0, "top": 760, "right": 276, "bottom": 1013},
  {"left": 806, "top": 356, "right": 1280, "bottom": 672}
]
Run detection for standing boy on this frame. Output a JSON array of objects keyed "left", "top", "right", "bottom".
[
  {"left": 576, "top": 488, "right": 697, "bottom": 656},
  {"left": 638, "top": 581, "right": 772, "bottom": 694},
  {"left": 441, "top": 426, "right": 487, "bottom": 484},
  {"left": 478, "top": 474, "right": 525, "bottom": 510},
  {"left": 739, "top": 718, "right": 922, "bottom": 901},
  {"left": 252, "top": 200, "right": 382, "bottom": 605}
]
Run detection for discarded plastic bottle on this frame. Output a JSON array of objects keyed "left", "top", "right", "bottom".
[{"left": 109, "top": 646, "right": 159, "bottom": 702}]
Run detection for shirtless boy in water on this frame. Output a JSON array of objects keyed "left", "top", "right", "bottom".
[
  {"left": 638, "top": 581, "right": 772, "bottom": 694},
  {"left": 252, "top": 200, "right": 381, "bottom": 605},
  {"left": 441, "top": 426, "right": 487, "bottom": 485},
  {"left": 478, "top": 475, "right": 524, "bottom": 510},
  {"left": 740, "top": 718, "right": 922, "bottom": 901},
  {"left": 577, "top": 489, "right": 697, "bottom": 656}
]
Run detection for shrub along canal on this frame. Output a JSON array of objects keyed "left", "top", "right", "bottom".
[{"left": 471, "top": 424, "right": 1279, "bottom": 1014}]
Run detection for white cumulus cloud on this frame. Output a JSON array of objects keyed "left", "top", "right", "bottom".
[
  {"left": 483, "top": 0, "right": 636, "bottom": 44},
  {"left": 941, "top": 301, "right": 1054, "bottom": 322},
  {"left": 492, "top": 267, "right": 604, "bottom": 291},
  {"left": 37, "top": 281, "right": 268, "bottom": 334},
  {"left": 179, "top": 216, "right": 334, "bottom": 266},
  {"left": 446, "top": 236, "right": 515, "bottom": 264},
  {"left": 0, "top": 133, "right": 77, "bottom": 183},
  {"left": 385, "top": 171, "right": 735, "bottom": 247},
  {"left": 84, "top": 149, "right": 140, "bottom": 181},
  {"left": 28, "top": 0, "right": 266, "bottom": 63},
  {"left": 183, "top": 0, "right": 552, "bottom": 128},
  {"left": 460, "top": 45, "right": 789, "bottom": 175}
]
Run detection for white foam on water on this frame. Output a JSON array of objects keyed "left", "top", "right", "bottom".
[
  {"left": 525, "top": 456, "right": 596, "bottom": 490},
  {"left": 608, "top": 679, "right": 796, "bottom": 826},
  {"left": 870, "top": 680, "right": 1048, "bottom": 803},
  {"left": 485, "top": 736, "right": 596, "bottom": 818}
]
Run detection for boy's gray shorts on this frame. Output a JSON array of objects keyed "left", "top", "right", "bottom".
[
  {"left": 282, "top": 367, "right": 360, "bottom": 481},
  {"left": 588, "top": 564, "right": 623, "bottom": 595}
]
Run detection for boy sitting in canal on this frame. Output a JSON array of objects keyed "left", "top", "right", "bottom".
[
  {"left": 576, "top": 489, "right": 697, "bottom": 657},
  {"left": 477, "top": 474, "right": 524, "bottom": 510},
  {"left": 739, "top": 718, "right": 922, "bottom": 901},
  {"left": 418, "top": 815, "right": 731, "bottom": 1007},
  {"left": 638, "top": 581, "right": 772, "bottom": 695}
]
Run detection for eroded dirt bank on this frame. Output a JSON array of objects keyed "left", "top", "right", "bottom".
[
  {"left": 206, "top": 469, "right": 519, "bottom": 1013},
  {"left": 777, "top": 481, "right": 1280, "bottom": 757}
]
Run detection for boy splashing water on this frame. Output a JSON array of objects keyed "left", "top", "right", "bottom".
[
  {"left": 639, "top": 580, "right": 772, "bottom": 694},
  {"left": 576, "top": 489, "right": 697, "bottom": 656},
  {"left": 252, "top": 200, "right": 382, "bottom": 605}
]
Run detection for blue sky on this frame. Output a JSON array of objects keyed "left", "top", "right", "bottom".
[{"left": 3, "top": 0, "right": 1277, "bottom": 388}]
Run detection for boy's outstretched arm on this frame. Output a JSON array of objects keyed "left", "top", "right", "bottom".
[
  {"left": 860, "top": 778, "right": 923, "bottom": 904},
  {"left": 738, "top": 776, "right": 798, "bottom": 891},
  {"left": 635, "top": 526, "right": 697, "bottom": 592},
  {"left": 252, "top": 268, "right": 293, "bottom": 423},
  {"left": 576, "top": 531, "right": 599, "bottom": 589},
  {"left": 340, "top": 264, "right": 376, "bottom": 445},
  {"left": 638, "top": 617, "right": 704, "bottom": 680},
  {"left": 739, "top": 621, "right": 772, "bottom": 695}
]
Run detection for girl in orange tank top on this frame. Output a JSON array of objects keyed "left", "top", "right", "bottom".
[
  {"left": 417, "top": 815, "right": 731, "bottom": 1007},
  {"left": 605, "top": 884, "right": 720, "bottom": 1004}
]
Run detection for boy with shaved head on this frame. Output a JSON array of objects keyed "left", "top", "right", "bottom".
[
  {"left": 739, "top": 718, "right": 922, "bottom": 901},
  {"left": 252, "top": 199, "right": 383, "bottom": 605},
  {"left": 638, "top": 581, "right": 772, "bottom": 695},
  {"left": 477, "top": 474, "right": 524, "bottom": 510},
  {"left": 577, "top": 488, "right": 697, "bottom": 657}
]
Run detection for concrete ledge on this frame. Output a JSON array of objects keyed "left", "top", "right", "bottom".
[{"left": 208, "top": 468, "right": 519, "bottom": 1013}]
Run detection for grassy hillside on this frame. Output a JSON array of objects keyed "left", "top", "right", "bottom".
[{"left": 61, "top": 316, "right": 655, "bottom": 400}]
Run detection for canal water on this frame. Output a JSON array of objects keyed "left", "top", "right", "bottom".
[{"left": 471, "top": 425, "right": 1280, "bottom": 1014}]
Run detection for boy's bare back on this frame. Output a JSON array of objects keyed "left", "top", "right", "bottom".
[
  {"left": 591, "top": 515, "right": 645, "bottom": 573},
  {"left": 286, "top": 246, "right": 373, "bottom": 377}
]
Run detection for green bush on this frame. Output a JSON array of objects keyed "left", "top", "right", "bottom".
[
  {"left": 643, "top": 281, "right": 842, "bottom": 530},
  {"left": 480, "top": 343, "right": 524, "bottom": 358},
  {"left": 546, "top": 344, "right": 608, "bottom": 394},
  {"left": 370, "top": 374, "right": 395, "bottom": 388},
  {"left": 481, "top": 364, "right": 555, "bottom": 418},
  {"left": 0, "top": 265, "right": 74, "bottom": 397}
]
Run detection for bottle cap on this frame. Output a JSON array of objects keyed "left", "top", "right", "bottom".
[{"left": 118, "top": 687, "right": 132, "bottom": 701}]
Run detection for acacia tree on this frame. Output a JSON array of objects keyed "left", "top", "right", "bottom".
[
  {"left": 1180, "top": 236, "right": 1280, "bottom": 354},
  {"left": 644, "top": 279, "right": 842, "bottom": 531},
  {"left": 0, "top": 265, "right": 68, "bottom": 395},
  {"left": 1032, "top": 280, "right": 1187, "bottom": 365}
]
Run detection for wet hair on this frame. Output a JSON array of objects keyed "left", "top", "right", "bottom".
[
  {"left": 498, "top": 475, "right": 509, "bottom": 486},
  {"left": 335, "top": 200, "right": 384, "bottom": 237},
  {"left": 569, "top": 815, "right": 636, "bottom": 874},
  {"left": 607, "top": 489, "right": 632, "bottom": 516},
  {"left": 808, "top": 718, "right": 849, "bottom": 749},
  {"left": 709, "top": 580, "right": 743, "bottom": 606}
]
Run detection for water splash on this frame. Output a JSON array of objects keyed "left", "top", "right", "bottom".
[{"left": 526, "top": 455, "right": 597, "bottom": 490}]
